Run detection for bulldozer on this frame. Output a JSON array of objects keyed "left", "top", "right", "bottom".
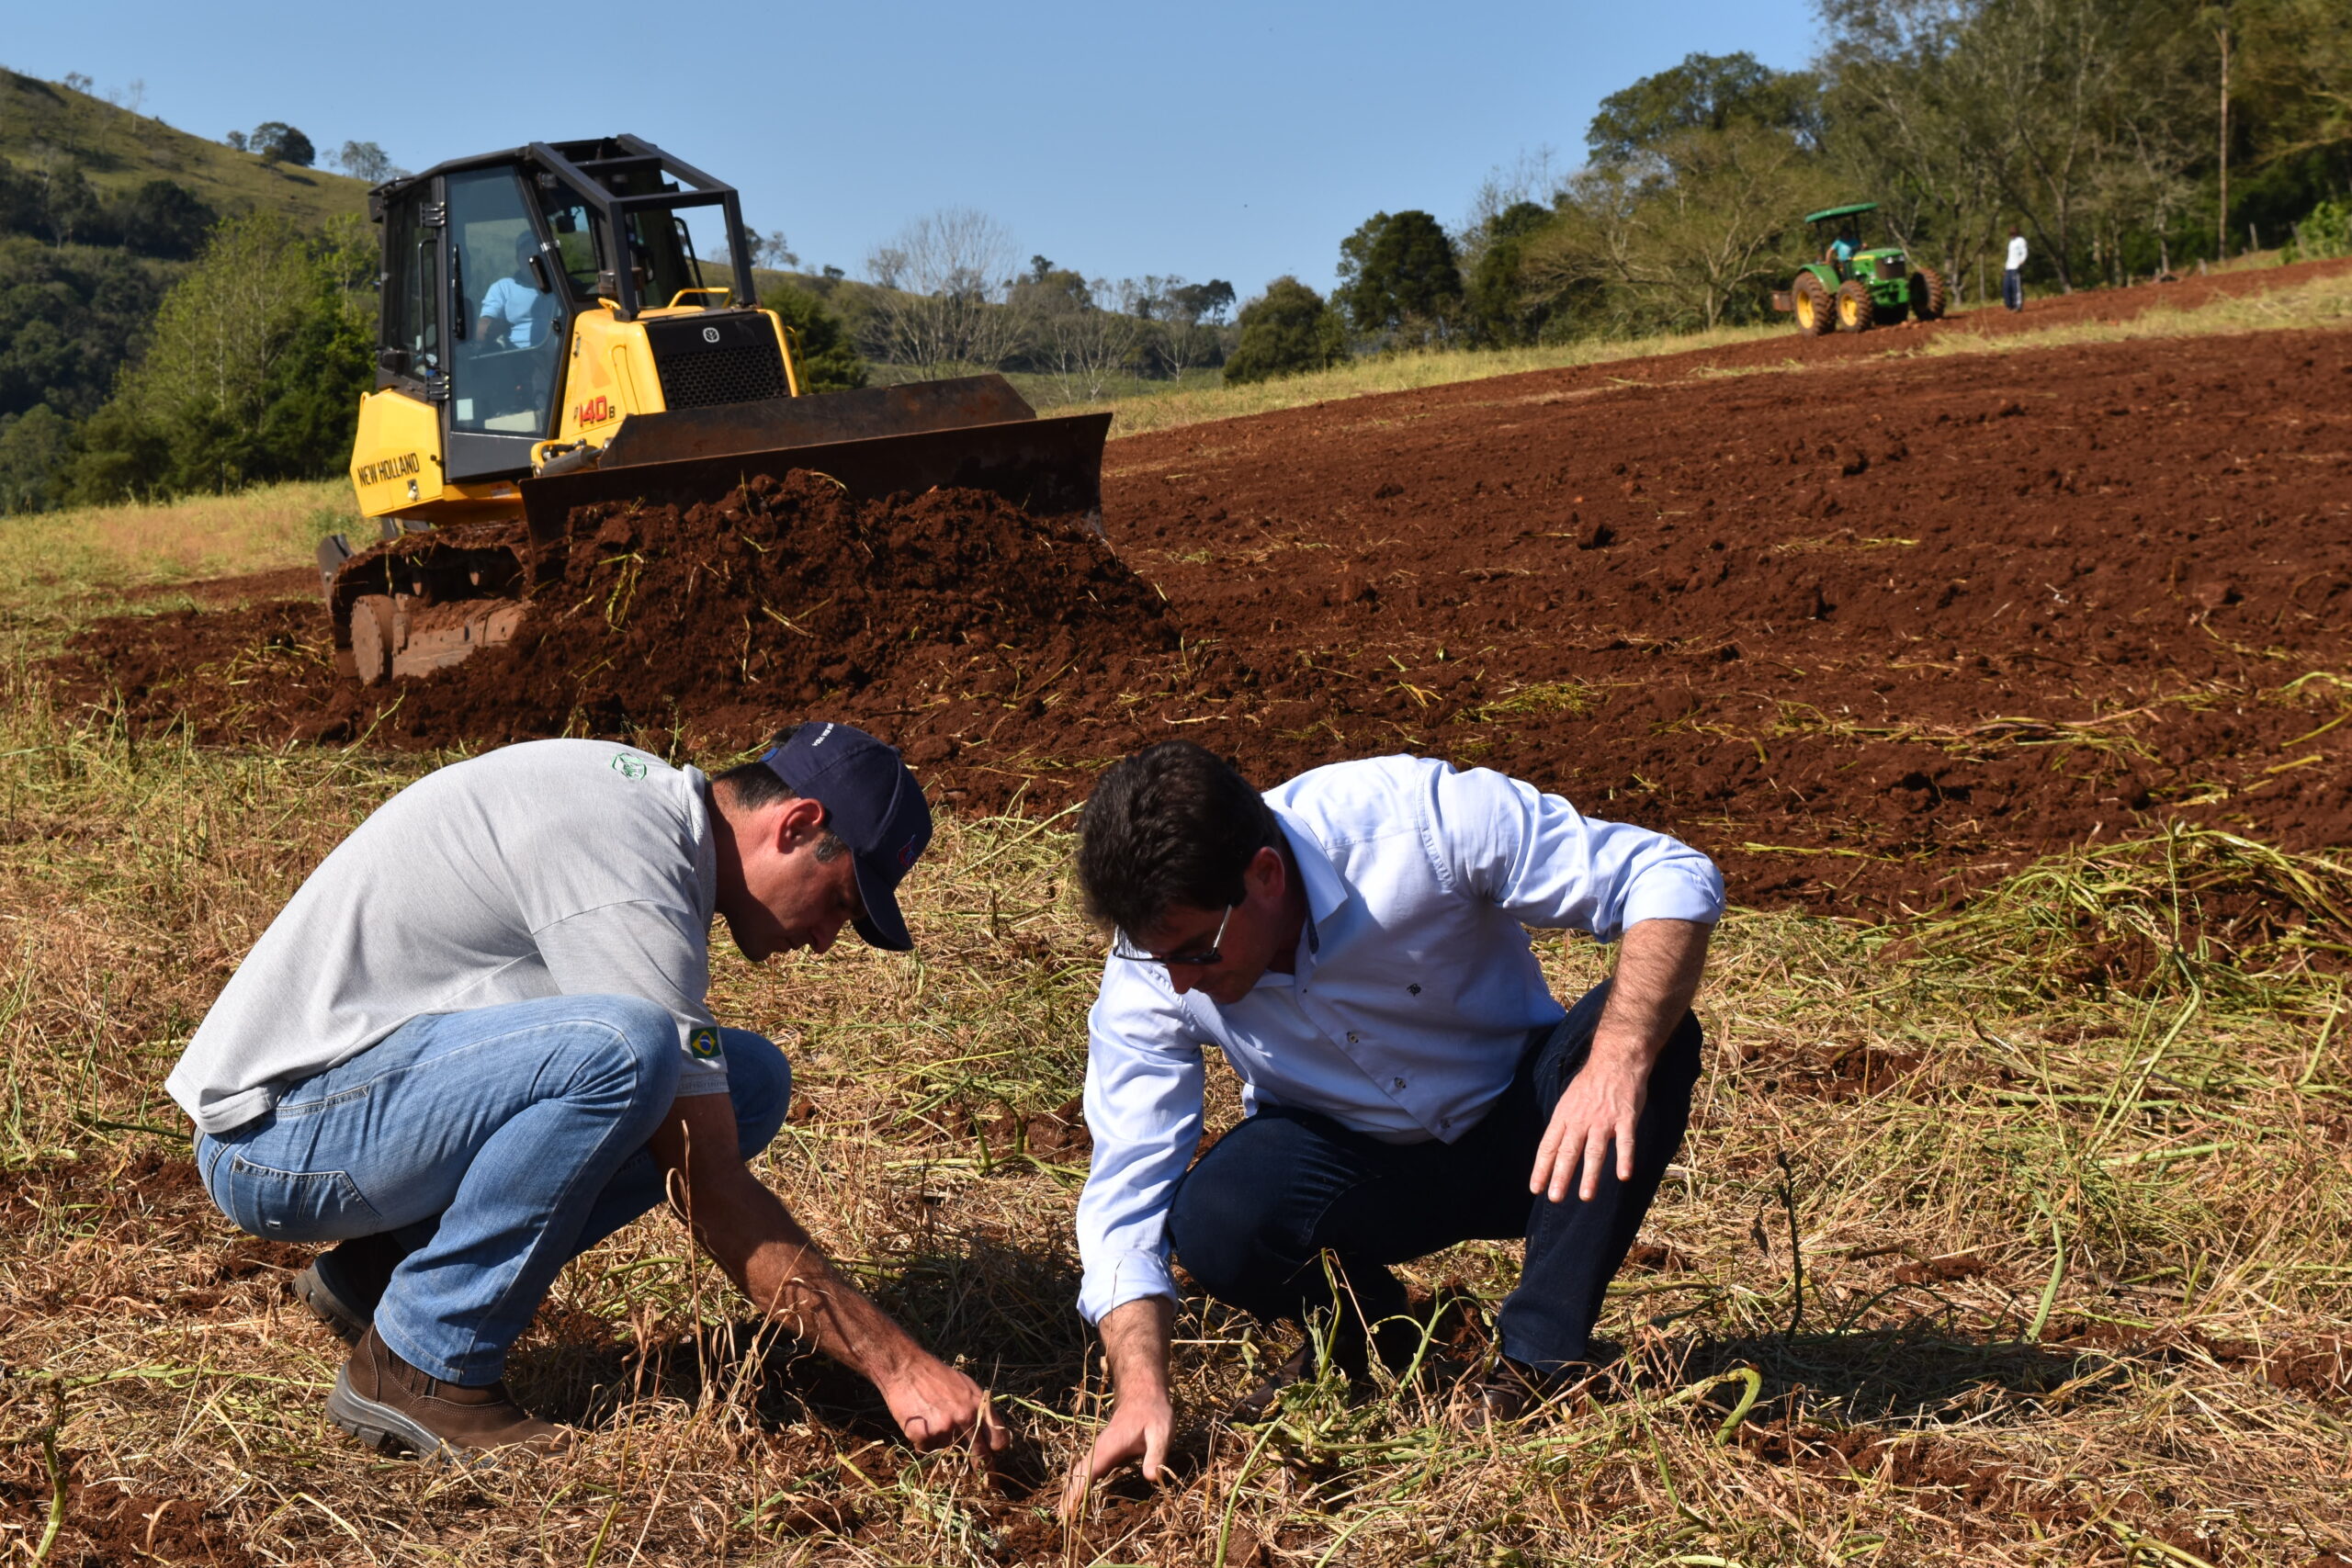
[
  {"left": 1771, "top": 202, "right": 1950, "bottom": 335},
  {"left": 324, "top": 135, "right": 1109, "bottom": 683}
]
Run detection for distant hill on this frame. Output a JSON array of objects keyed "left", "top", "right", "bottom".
[{"left": 0, "top": 68, "right": 369, "bottom": 231}]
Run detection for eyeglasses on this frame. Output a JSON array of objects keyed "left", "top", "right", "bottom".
[{"left": 1111, "top": 904, "right": 1234, "bottom": 969}]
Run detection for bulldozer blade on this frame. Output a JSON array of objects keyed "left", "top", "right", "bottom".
[{"left": 519, "top": 374, "right": 1112, "bottom": 547}]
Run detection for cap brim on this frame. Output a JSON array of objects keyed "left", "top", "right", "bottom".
[{"left": 849, "top": 855, "right": 914, "bottom": 952}]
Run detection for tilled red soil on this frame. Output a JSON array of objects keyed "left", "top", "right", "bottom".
[{"left": 52, "top": 263, "right": 2352, "bottom": 915}]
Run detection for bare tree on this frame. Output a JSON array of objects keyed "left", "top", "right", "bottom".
[
  {"left": 1529, "top": 123, "right": 1830, "bottom": 331},
  {"left": 1459, "top": 143, "right": 1563, "bottom": 265},
  {"left": 336, "top": 141, "right": 400, "bottom": 184},
  {"left": 753, "top": 230, "right": 797, "bottom": 270},
  {"left": 861, "top": 208, "right": 1024, "bottom": 376},
  {"left": 1142, "top": 274, "right": 1220, "bottom": 379},
  {"left": 1038, "top": 279, "right": 1141, "bottom": 400}
]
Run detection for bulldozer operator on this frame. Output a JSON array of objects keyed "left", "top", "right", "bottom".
[
  {"left": 478, "top": 231, "right": 560, "bottom": 349},
  {"left": 165, "top": 723, "right": 1010, "bottom": 1462}
]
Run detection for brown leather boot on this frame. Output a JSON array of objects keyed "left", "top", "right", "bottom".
[
  {"left": 292, "top": 1233, "right": 412, "bottom": 1342},
  {"left": 326, "top": 1326, "right": 566, "bottom": 1461},
  {"left": 1454, "top": 1355, "right": 1597, "bottom": 1432}
]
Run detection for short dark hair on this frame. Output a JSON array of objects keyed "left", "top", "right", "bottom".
[
  {"left": 1077, "top": 741, "right": 1280, "bottom": 937},
  {"left": 713, "top": 753, "right": 848, "bottom": 863}
]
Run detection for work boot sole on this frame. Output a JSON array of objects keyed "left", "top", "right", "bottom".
[
  {"left": 326, "top": 1362, "right": 463, "bottom": 1461},
  {"left": 325, "top": 1365, "right": 561, "bottom": 1466},
  {"left": 291, "top": 1258, "right": 372, "bottom": 1344}
]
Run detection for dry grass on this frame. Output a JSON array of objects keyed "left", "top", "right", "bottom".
[
  {"left": 2, "top": 480, "right": 2349, "bottom": 1565},
  {"left": 1076, "top": 324, "right": 1790, "bottom": 439},
  {"left": 1917, "top": 267, "right": 2352, "bottom": 358},
  {"left": 0, "top": 480, "right": 355, "bottom": 606}
]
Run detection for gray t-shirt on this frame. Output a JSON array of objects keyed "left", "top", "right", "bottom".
[{"left": 168, "top": 739, "right": 729, "bottom": 1135}]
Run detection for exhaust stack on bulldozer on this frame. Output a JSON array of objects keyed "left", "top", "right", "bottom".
[{"left": 324, "top": 134, "right": 1110, "bottom": 683}]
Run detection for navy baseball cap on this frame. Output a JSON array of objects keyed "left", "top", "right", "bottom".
[{"left": 762, "top": 720, "right": 933, "bottom": 952}]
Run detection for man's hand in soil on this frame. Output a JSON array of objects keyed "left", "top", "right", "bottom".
[
  {"left": 655, "top": 1093, "right": 1009, "bottom": 1455},
  {"left": 874, "top": 1341, "right": 1007, "bottom": 1456},
  {"left": 1059, "top": 1294, "right": 1174, "bottom": 1520},
  {"left": 1530, "top": 919, "right": 1713, "bottom": 1203}
]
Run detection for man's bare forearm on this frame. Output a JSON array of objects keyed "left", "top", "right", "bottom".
[
  {"left": 695, "top": 1176, "right": 922, "bottom": 1376},
  {"left": 1098, "top": 1295, "right": 1174, "bottom": 1402},
  {"left": 653, "top": 1098, "right": 921, "bottom": 1380},
  {"left": 1591, "top": 918, "right": 1713, "bottom": 1073}
]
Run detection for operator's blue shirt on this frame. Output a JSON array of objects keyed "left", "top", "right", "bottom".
[{"left": 481, "top": 275, "right": 556, "bottom": 348}]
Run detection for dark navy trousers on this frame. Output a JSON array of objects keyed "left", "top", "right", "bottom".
[{"left": 1165, "top": 982, "right": 1702, "bottom": 1373}]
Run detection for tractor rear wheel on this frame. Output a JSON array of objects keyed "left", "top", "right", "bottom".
[
  {"left": 1793, "top": 272, "right": 1835, "bottom": 335},
  {"left": 1910, "top": 265, "right": 1951, "bottom": 321},
  {"left": 1836, "top": 278, "right": 1875, "bottom": 333}
]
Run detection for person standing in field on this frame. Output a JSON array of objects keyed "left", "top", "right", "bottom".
[
  {"left": 2004, "top": 227, "right": 2029, "bottom": 311},
  {"left": 1057, "top": 742, "right": 1720, "bottom": 1516},
  {"left": 168, "top": 723, "right": 1008, "bottom": 1463}
]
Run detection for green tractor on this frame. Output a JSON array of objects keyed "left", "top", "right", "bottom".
[{"left": 1773, "top": 202, "right": 1950, "bottom": 334}]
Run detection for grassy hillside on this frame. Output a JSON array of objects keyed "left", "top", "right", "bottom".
[{"left": 0, "top": 67, "right": 369, "bottom": 228}]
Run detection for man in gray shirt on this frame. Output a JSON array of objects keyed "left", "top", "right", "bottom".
[{"left": 171, "top": 723, "right": 1006, "bottom": 1462}]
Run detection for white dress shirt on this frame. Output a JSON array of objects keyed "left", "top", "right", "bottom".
[
  {"left": 2006, "top": 234, "right": 2030, "bottom": 270},
  {"left": 1073, "top": 754, "right": 1724, "bottom": 1324}
]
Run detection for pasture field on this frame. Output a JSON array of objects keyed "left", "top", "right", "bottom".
[{"left": 4, "top": 266, "right": 2350, "bottom": 1565}]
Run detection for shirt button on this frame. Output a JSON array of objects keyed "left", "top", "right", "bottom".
[
  {"left": 1347, "top": 1032, "right": 1360, "bottom": 1043},
  {"left": 1392, "top": 1077, "right": 1407, "bottom": 1090}
]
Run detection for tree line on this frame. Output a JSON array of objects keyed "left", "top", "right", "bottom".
[
  {"left": 10, "top": 3, "right": 2346, "bottom": 509},
  {"left": 1221, "top": 0, "right": 2350, "bottom": 381},
  {"left": 761, "top": 206, "right": 1238, "bottom": 402},
  {"left": 0, "top": 211, "right": 373, "bottom": 513}
]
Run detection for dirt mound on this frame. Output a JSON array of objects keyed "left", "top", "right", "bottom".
[{"left": 62, "top": 471, "right": 1181, "bottom": 764}]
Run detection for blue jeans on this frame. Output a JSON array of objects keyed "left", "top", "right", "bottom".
[
  {"left": 194, "top": 995, "right": 791, "bottom": 1384},
  {"left": 2003, "top": 266, "right": 2024, "bottom": 310},
  {"left": 1165, "top": 982, "right": 1702, "bottom": 1373}
]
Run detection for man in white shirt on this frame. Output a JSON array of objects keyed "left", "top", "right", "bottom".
[
  {"left": 1058, "top": 743, "right": 1721, "bottom": 1512},
  {"left": 2004, "top": 227, "right": 2029, "bottom": 311}
]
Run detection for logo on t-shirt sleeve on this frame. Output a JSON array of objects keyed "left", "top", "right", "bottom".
[
  {"left": 611, "top": 754, "right": 650, "bottom": 780},
  {"left": 687, "top": 1027, "right": 721, "bottom": 1060}
]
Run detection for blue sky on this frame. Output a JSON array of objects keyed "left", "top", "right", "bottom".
[{"left": 10, "top": 1, "right": 1823, "bottom": 299}]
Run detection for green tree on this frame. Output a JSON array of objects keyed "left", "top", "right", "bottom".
[
  {"left": 68, "top": 211, "right": 372, "bottom": 502},
  {"left": 250, "top": 122, "right": 315, "bottom": 168},
  {"left": 1463, "top": 200, "right": 1559, "bottom": 346},
  {"left": 1334, "top": 210, "right": 1464, "bottom": 342},
  {"left": 1223, "top": 276, "right": 1348, "bottom": 384},
  {"left": 0, "top": 405, "right": 74, "bottom": 514},
  {"left": 110, "top": 179, "right": 215, "bottom": 260},
  {"left": 0, "top": 236, "right": 171, "bottom": 421},
  {"left": 1168, "top": 279, "right": 1237, "bottom": 324},
  {"left": 335, "top": 140, "right": 399, "bottom": 183},
  {"left": 760, "top": 280, "right": 869, "bottom": 392},
  {"left": 1588, "top": 51, "right": 1823, "bottom": 164}
]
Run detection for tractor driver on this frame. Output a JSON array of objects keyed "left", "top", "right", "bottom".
[
  {"left": 479, "top": 232, "right": 559, "bottom": 350},
  {"left": 1826, "top": 228, "right": 1860, "bottom": 275},
  {"left": 168, "top": 724, "right": 1011, "bottom": 1463}
]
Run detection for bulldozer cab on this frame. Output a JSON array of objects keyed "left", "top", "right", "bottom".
[{"left": 371, "top": 136, "right": 757, "bottom": 482}]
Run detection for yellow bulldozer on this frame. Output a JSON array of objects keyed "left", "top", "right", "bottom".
[{"left": 323, "top": 134, "right": 1109, "bottom": 683}]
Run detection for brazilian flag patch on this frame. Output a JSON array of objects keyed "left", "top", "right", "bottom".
[{"left": 687, "top": 1027, "right": 721, "bottom": 1060}]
